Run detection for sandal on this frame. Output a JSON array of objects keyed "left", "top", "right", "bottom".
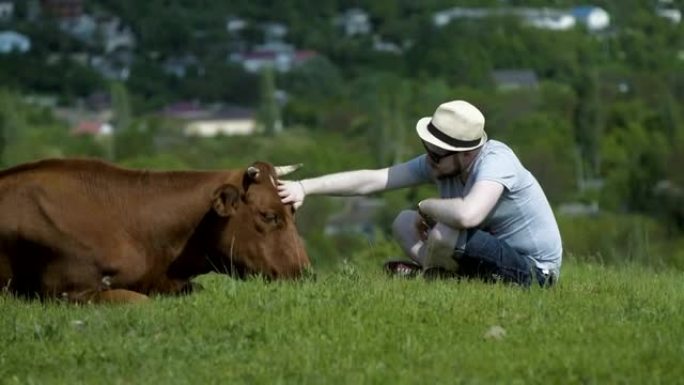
[{"left": 383, "top": 259, "right": 422, "bottom": 278}]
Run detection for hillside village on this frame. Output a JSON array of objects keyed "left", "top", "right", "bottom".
[{"left": 1, "top": 0, "right": 681, "bottom": 140}]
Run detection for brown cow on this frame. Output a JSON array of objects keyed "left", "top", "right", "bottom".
[{"left": 0, "top": 158, "right": 310, "bottom": 303}]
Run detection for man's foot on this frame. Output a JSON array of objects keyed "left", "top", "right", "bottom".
[
  {"left": 422, "top": 266, "right": 458, "bottom": 280},
  {"left": 383, "top": 259, "right": 422, "bottom": 278}
]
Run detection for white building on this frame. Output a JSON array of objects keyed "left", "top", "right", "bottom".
[
  {"left": 60, "top": 14, "right": 136, "bottom": 53},
  {"left": 433, "top": 6, "right": 610, "bottom": 32},
  {"left": 656, "top": 7, "right": 681, "bottom": 24},
  {"left": 161, "top": 102, "right": 257, "bottom": 137},
  {"left": 571, "top": 6, "right": 610, "bottom": 31},
  {"left": 519, "top": 8, "right": 576, "bottom": 31},
  {"left": 433, "top": 7, "right": 493, "bottom": 27},
  {"left": 334, "top": 8, "right": 372, "bottom": 36},
  {"left": 231, "top": 42, "right": 317, "bottom": 73},
  {"left": 263, "top": 22, "right": 288, "bottom": 43},
  {"left": 0, "top": 1, "right": 14, "bottom": 21},
  {"left": 372, "top": 35, "right": 402, "bottom": 54},
  {"left": 0, "top": 31, "right": 31, "bottom": 54},
  {"left": 98, "top": 16, "right": 136, "bottom": 53},
  {"left": 59, "top": 14, "right": 97, "bottom": 42},
  {"left": 226, "top": 16, "right": 248, "bottom": 34}
]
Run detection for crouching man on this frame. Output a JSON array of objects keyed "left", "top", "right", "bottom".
[{"left": 278, "top": 100, "right": 562, "bottom": 287}]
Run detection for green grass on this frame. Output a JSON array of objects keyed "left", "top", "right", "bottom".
[{"left": 2, "top": 261, "right": 683, "bottom": 385}]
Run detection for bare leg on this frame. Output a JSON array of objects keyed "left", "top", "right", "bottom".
[
  {"left": 392, "top": 210, "right": 427, "bottom": 264},
  {"left": 392, "top": 210, "right": 461, "bottom": 270},
  {"left": 423, "top": 223, "right": 460, "bottom": 270}
]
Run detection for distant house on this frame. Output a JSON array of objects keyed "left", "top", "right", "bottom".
[
  {"left": 491, "top": 69, "right": 538, "bottom": 90},
  {"left": 90, "top": 49, "right": 134, "bottom": 80},
  {"left": 161, "top": 102, "right": 257, "bottom": 137},
  {"left": 433, "top": 6, "right": 610, "bottom": 32},
  {"left": 98, "top": 16, "right": 136, "bottom": 53},
  {"left": 71, "top": 120, "right": 113, "bottom": 136},
  {"left": 571, "top": 6, "right": 610, "bottom": 31},
  {"left": 433, "top": 7, "right": 490, "bottom": 27},
  {"left": 0, "top": 1, "right": 14, "bottom": 21},
  {"left": 373, "top": 35, "right": 402, "bottom": 54},
  {"left": 226, "top": 16, "right": 247, "bottom": 34},
  {"left": 231, "top": 43, "right": 317, "bottom": 73},
  {"left": 0, "top": 31, "right": 30, "bottom": 54},
  {"left": 433, "top": 7, "right": 576, "bottom": 31},
  {"left": 262, "top": 22, "right": 288, "bottom": 43},
  {"left": 62, "top": 14, "right": 97, "bottom": 42},
  {"left": 52, "top": 102, "right": 114, "bottom": 137},
  {"left": 84, "top": 91, "right": 112, "bottom": 111},
  {"left": 60, "top": 14, "right": 136, "bottom": 53},
  {"left": 334, "top": 8, "right": 372, "bottom": 36},
  {"left": 518, "top": 8, "right": 576, "bottom": 30},
  {"left": 41, "top": 0, "right": 83, "bottom": 19},
  {"left": 656, "top": 7, "right": 681, "bottom": 24},
  {"left": 163, "top": 54, "right": 203, "bottom": 78}
]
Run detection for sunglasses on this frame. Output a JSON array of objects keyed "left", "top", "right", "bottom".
[{"left": 422, "top": 142, "right": 459, "bottom": 162}]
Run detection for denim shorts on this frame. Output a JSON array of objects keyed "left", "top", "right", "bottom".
[{"left": 454, "top": 229, "right": 555, "bottom": 288}]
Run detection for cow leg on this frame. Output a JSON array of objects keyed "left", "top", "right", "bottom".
[
  {"left": 64, "top": 289, "right": 149, "bottom": 304},
  {"left": 0, "top": 254, "right": 11, "bottom": 292},
  {"left": 95, "top": 289, "right": 149, "bottom": 303}
]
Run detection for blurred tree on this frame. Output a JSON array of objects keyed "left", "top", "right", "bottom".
[
  {"left": 574, "top": 69, "right": 603, "bottom": 180},
  {"left": 506, "top": 112, "right": 577, "bottom": 203},
  {"left": 352, "top": 72, "right": 413, "bottom": 166},
  {"left": 0, "top": 90, "right": 73, "bottom": 166},
  {"left": 110, "top": 81, "right": 133, "bottom": 161},
  {"left": 257, "top": 67, "right": 281, "bottom": 135},
  {"left": 600, "top": 101, "right": 668, "bottom": 212}
]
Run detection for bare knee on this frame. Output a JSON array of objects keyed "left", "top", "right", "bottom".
[
  {"left": 392, "top": 210, "right": 419, "bottom": 240},
  {"left": 427, "top": 223, "right": 459, "bottom": 251}
]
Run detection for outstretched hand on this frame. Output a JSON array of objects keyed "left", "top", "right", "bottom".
[{"left": 277, "top": 180, "right": 306, "bottom": 210}]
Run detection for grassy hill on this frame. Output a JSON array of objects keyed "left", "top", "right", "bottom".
[{"left": 2, "top": 260, "right": 683, "bottom": 384}]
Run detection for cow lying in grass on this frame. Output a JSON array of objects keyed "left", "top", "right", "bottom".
[{"left": 0, "top": 158, "right": 310, "bottom": 303}]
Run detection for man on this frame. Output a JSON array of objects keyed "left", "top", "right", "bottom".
[{"left": 278, "top": 100, "right": 562, "bottom": 287}]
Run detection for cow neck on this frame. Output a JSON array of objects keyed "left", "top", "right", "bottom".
[
  {"left": 155, "top": 170, "right": 243, "bottom": 277},
  {"left": 127, "top": 171, "right": 235, "bottom": 261}
]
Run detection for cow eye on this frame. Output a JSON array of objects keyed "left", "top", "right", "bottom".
[{"left": 260, "top": 211, "right": 279, "bottom": 224}]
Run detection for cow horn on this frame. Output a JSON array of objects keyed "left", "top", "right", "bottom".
[
  {"left": 247, "top": 166, "right": 260, "bottom": 180},
  {"left": 274, "top": 163, "right": 303, "bottom": 177}
]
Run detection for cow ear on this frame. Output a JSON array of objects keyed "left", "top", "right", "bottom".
[{"left": 212, "top": 185, "right": 240, "bottom": 217}]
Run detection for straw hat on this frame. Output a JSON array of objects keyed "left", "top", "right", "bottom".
[{"left": 416, "top": 100, "right": 487, "bottom": 151}]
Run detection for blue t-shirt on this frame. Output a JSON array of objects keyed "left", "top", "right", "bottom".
[{"left": 406, "top": 140, "right": 563, "bottom": 275}]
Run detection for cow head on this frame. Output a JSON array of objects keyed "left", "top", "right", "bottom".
[{"left": 207, "top": 161, "right": 310, "bottom": 279}]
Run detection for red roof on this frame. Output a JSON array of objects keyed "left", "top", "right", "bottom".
[
  {"left": 71, "top": 121, "right": 102, "bottom": 135},
  {"left": 294, "top": 50, "right": 317, "bottom": 62}
]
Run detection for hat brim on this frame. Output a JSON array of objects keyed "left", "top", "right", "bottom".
[{"left": 415, "top": 117, "right": 487, "bottom": 152}]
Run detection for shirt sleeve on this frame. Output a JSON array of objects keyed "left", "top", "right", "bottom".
[
  {"left": 472, "top": 150, "right": 519, "bottom": 191},
  {"left": 403, "top": 154, "right": 434, "bottom": 184}
]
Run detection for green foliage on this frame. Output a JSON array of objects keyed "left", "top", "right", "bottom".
[
  {"left": 113, "top": 116, "right": 166, "bottom": 162},
  {"left": 600, "top": 100, "right": 669, "bottom": 211},
  {"left": 506, "top": 112, "right": 577, "bottom": 203},
  {"left": 558, "top": 213, "right": 678, "bottom": 267},
  {"left": 257, "top": 67, "right": 280, "bottom": 135},
  {"left": 0, "top": 90, "right": 103, "bottom": 166},
  {"left": 0, "top": 56, "right": 103, "bottom": 103}
]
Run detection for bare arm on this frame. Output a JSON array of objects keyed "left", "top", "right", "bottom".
[
  {"left": 278, "top": 160, "right": 426, "bottom": 208},
  {"left": 418, "top": 180, "right": 504, "bottom": 229}
]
